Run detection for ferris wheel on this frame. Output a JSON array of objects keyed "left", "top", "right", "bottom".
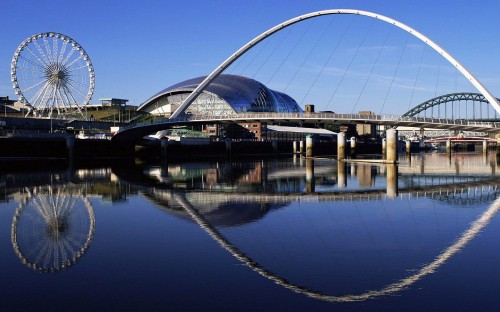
[{"left": 11, "top": 32, "right": 95, "bottom": 117}]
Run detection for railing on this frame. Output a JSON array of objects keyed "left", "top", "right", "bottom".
[{"left": 117, "top": 112, "right": 500, "bottom": 133}]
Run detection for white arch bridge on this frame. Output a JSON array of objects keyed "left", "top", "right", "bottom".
[{"left": 114, "top": 9, "right": 500, "bottom": 142}]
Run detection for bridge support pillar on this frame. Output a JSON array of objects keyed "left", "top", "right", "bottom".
[
  {"left": 337, "top": 160, "right": 346, "bottom": 188},
  {"left": 350, "top": 136, "right": 356, "bottom": 155},
  {"left": 272, "top": 140, "right": 278, "bottom": 155},
  {"left": 386, "top": 128, "right": 398, "bottom": 164},
  {"left": 293, "top": 141, "right": 298, "bottom": 154},
  {"left": 66, "top": 136, "right": 74, "bottom": 159},
  {"left": 386, "top": 164, "right": 398, "bottom": 199},
  {"left": 299, "top": 140, "right": 304, "bottom": 154},
  {"left": 306, "top": 158, "right": 315, "bottom": 193},
  {"left": 483, "top": 140, "right": 488, "bottom": 154},
  {"left": 337, "top": 132, "right": 346, "bottom": 160},
  {"left": 382, "top": 138, "right": 387, "bottom": 157},
  {"left": 446, "top": 139, "right": 452, "bottom": 155},
  {"left": 161, "top": 138, "right": 168, "bottom": 159},
  {"left": 225, "top": 139, "right": 232, "bottom": 158},
  {"left": 405, "top": 140, "right": 411, "bottom": 154},
  {"left": 306, "top": 135, "right": 313, "bottom": 158}
]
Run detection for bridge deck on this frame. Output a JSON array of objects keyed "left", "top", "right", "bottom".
[{"left": 113, "top": 112, "right": 500, "bottom": 141}]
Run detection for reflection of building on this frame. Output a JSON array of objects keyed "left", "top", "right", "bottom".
[{"left": 356, "top": 164, "right": 375, "bottom": 187}]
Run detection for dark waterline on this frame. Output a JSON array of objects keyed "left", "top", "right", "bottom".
[{"left": 1, "top": 152, "right": 499, "bottom": 311}]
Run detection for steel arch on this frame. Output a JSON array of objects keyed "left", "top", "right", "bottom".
[
  {"left": 170, "top": 9, "right": 500, "bottom": 118},
  {"left": 402, "top": 92, "right": 500, "bottom": 117}
]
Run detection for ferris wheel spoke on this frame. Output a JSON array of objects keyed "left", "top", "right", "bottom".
[
  {"left": 37, "top": 85, "right": 54, "bottom": 114},
  {"left": 58, "top": 40, "right": 68, "bottom": 64},
  {"left": 16, "top": 66, "right": 46, "bottom": 75},
  {"left": 59, "top": 86, "right": 75, "bottom": 108},
  {"left": 61, "top": 47, "right": 76, "bottom": 67},
  {"left": 28, "top": 80, "right": 51, "bottom": 107},
  {"left": 66, "top": 64, "right": 90, "bottom": 73},
  {"left": 65, "top": 54, "right": 83, "bottom": 69},
  {"left": 67, "top": 78, "right": 89, "bottom": 91},
  {"left": 19, "top": 52, "right": 47, "bottom": 70},
  {"left": 55, "top": 87, "right": 69, "bottom": 110},
  {"left": 33, "top": 41, "right": 51, "bottom": 66},
  {"left": 23, "top": 79, "right": 50, "bottom": 94},
  {"left": 62, "top": 84, "right": 80, "bottom": 105},
  {"left": 66, "top": 80, "right": 88, "bottom": 98},
  {"left": 43, "top": 37, "right": 54, "bottom": 64},
  {"left": 19, "top": 47, "right": 47, "bottom": 69},
  {"left": 52, "top": 37, "right": 59, "bottom": 63}
]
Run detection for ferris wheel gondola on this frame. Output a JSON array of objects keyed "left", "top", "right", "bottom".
[{"left": 11, "top": 32, "right": 95, "bottom": 118}]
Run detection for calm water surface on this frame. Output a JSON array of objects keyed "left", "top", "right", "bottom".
[{"left": 1, "top": 152, "right": 499, "bottom": 311}]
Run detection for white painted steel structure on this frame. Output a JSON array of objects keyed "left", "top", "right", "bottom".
[
  {"left": 170, "top": 9, "right": 500, "bottom": 118},
  {"left": 113, "top": 111, "right": 500, "bottom": 142},
  {"left": 11, "top": 32, "right": 95, "bottom": 117}
]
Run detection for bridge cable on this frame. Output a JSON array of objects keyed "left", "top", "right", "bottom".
[
  {"left": 408, "top": 44, "right": 426, "bottom": 114},
  {"left": 250, "top": 27, "right": 293, "bottom": 80},
  {"left": 352, "top": 20, "right": 390, "bottom": 114},
  {"left": 300, "top": 16, "right": 355, "bottom": 109},
  {"left": 324, "top": 17, "right": 374, "bottom": 111},
  {"left": 266, "top": 17, "right": 317, "bottom": 87},
  {"left": 279, "top": 17, "right": 336, "bottom": 97},
  {"left": 379, "top": 34, "right": 411, "bottom": 115},
  {"left": 231, "top": 34, "right": 271, "bottom": 77}
]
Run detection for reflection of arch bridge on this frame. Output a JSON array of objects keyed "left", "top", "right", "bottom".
[
  {"left": 170, "top": 189, "right": 500, "bottom": 303},
  {"left": 115, "top": 9, "right": 500, "bottom": 142},
  {"left": 153, "top": 181, "right": 498, "bottom": 207}
]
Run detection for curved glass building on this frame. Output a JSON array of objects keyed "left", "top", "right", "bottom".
[{"left": 138, "top": 74, "right": 303, "bottom": 116}]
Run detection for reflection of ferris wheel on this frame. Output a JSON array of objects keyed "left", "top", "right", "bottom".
[
  {"left": 11, "top": 32, "right": 95, "bottom": 118},
  {"left": 11, "top": 186, "right": 95, "bottom": 273}
]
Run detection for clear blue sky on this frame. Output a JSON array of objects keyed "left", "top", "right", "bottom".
[{"left": 1, "top": 0, "right": 499, "bottom": 112}]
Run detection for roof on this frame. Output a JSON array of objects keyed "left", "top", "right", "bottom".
[{"left": 139, "top": 74, "right": 303, "bottom": 113}]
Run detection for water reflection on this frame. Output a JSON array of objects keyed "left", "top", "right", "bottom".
[
  {"left": 172, "top": 192, "right": 500, "bottom": 302},
  {"left": 11, "top": 185, "right": 95, "bottom": 273},
  {"left": 0, "top": 152, "right": 498, "bottom": 306}
]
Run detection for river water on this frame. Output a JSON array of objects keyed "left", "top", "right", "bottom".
[{"left": 0, "top": 152, "right": 499, "bottom": 311}]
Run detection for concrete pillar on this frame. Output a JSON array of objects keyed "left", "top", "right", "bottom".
[
  {"left": 306, "top": 158, "right": 315, "bottom": 193},
  {"left": 160, "top": 138, "right": 168, "bottom": 159},
  {"left": 293, "top": 141, "right": 298, "bottom": 154},
  {"left": 446, "top": 139, "right": 452, "bottom": 155},
  {"left": 225, "top": 139, "right": 232, "bottom": 158},
  {"left": 299, "top": 140, "right": 304, "bottom": 154},
  {"left": 483, "top": 140, "right": 488, "bottom": 154},
  {"left": 65, "top": 136, "right": 74, "bottom": 159},
  {"left": 272, "top": 140, "right": 278, "bottom": 155},
  {"left": 386, "top": 164, "right": 398, "bottom": 198},
  {"left": 382, "top": 138, "right": 387, "bottom": 157},
  {"left": 337, "top": 160, "right": 346, "bottom": 188},
  {"left": 306, "top": 135, "right": 313, "bottom": 158},
  {"left": 405, "top": 140, "right": 411, "bottom": 154},
  {"left": 160, "top": 138, "right": 168, "bottom": 177},
  {"left": 350, "top": 136, "right": 356, "bottom": 154},
  {"left": 386, "top": 128, "right": 398, "bottom": 163},
  {"left": 337, "top": 132, "right": 346, "bottom": 160}
]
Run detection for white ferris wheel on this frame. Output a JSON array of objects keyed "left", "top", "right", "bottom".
[{"left": 11, "top": 32, "right": 95, "bottom": 118}]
